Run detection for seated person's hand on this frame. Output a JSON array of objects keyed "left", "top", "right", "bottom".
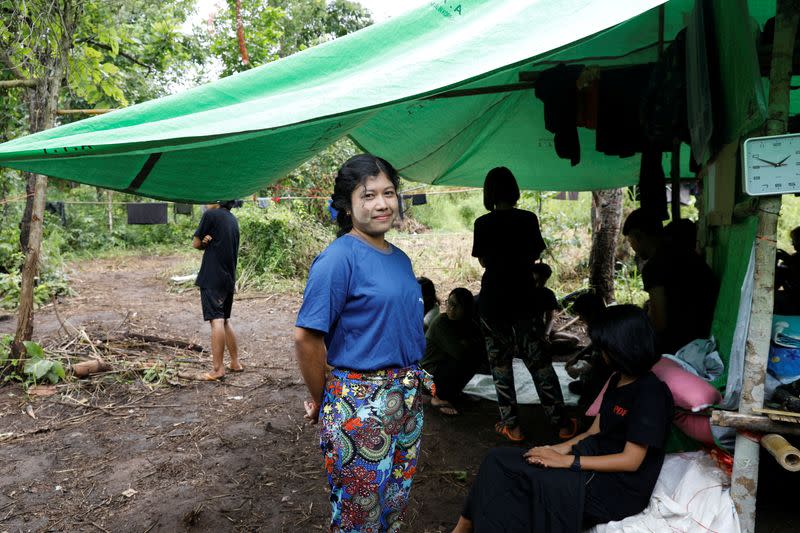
[
  {"left": 523, "top": 446, "right": 572, "bottom": 468},
  {"left": 777, "top": 248, "right": 790, "bottom": 264}
]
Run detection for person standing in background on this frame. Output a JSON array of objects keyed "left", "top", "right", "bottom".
[
  {"left": 472, "top": 167, "right": 574, "bottom": 442},
  {"left": 192, "top": 200, "right": 242, "bottom": 381}
]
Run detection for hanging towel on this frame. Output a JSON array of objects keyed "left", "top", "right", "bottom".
[
  {"left": 411, "top": 194, "right": 428, "bottom": 205},
  {"left": 173, "top": 203, "right": 193, "bottom": 215},
  {"left": 127, "top": 203, "right": 168, "bottom": 224}
]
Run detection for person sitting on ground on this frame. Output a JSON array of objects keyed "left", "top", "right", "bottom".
[
  {"left": 418, "top": 276, "right": 441, "bottom": 332},
  {"left": 775, "top": 226, "right": 800, "bottom": 315},
  {"left": 192, "top": 200, "right": 243, "bottom": 380},
  {"left": 622, "top": 209, "right": 719, "bottom": 355},
  {"left": 452, "top": 305, "right": 674, "bottom": 533},
  {"left": 532, "top": 263, "right": 581, "bottom": 354},
  {"left": 421, "top": 288, "right": 488, "bottom": 415},
  {"left": 564, "top": 293, "right": 611, "bottom": 411}
]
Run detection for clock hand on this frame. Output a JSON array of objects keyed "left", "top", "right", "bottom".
[
  {"left": 777, "top": 155, "right": 791, "bottom": 166},
  {"left": 754, "top": 156, "right": 780, "bottom": 167}
]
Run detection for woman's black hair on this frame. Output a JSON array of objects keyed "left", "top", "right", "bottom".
[
  {"left": 331, "top": 154, "right": 400, "bottom": 237},
  {"left": 448, "top": 287, "right": 475, "bottom": 318},
  {"left": 483, "top": 166, "right": 520, "bottom": 211},
  {"left": 588, "top": 305, "right": 659, "bottom": 377},
  {"left": 417, "top": 277, "right": 439, "bottom": 312}
]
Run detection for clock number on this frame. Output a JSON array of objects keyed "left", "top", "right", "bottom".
[
  {"left": 753, "top": 176, "right": 761, "bottom": 180},
  {"left": 789, "top": 182, "right": 797, "bottom": 187},
  {"left": 775, "top": 183, "right": 783, "bottom": 188}
]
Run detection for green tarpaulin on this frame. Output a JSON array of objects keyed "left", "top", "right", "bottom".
[{"left": 0, "top": 0, "right": 777, "bottom": 201}]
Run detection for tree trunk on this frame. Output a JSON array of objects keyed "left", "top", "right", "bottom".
[
  {"left": 12, "top": 1, "right": 79, "bottom": 358},
  {"left": 588, "top": 188, "right": 623, "bottom": 304}
]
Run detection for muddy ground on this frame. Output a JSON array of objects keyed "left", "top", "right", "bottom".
[{"left": 0, "top": 255, "right": 795, "bottom": 532}]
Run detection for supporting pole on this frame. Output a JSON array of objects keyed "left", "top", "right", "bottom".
[
  {"left": 730, "top": 1, "right": 799, "bottom": 530},
  {"left": 670, "top": 139, "right": 681, "bottom": 222},
  {"left": 107, "top": 190, "right": 113, "bottom": 232}
]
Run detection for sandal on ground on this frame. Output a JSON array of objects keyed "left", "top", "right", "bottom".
[
  {"left": 558, "top": 417, "right": 578, "bottom": 440},
  {"left": 495, "top": 422, "right": 525, "bottom": 442},
  {"left": 226, "top": 364, "right": 245, "bottom": 373}
]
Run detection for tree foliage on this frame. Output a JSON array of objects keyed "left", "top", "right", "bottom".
[{"left": 200, "top": 0, "right": 372, "bottom": 76}]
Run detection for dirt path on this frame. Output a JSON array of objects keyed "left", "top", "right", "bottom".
[{"left": 0, "top": 255, "right": 522, "bottom": 532}]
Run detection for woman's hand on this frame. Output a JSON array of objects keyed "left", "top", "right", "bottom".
[
  {"left": 304, "top": 399, "right": 321, "bottom": 424},
  {"left": 523, "top": 447, "right": 572, "bottom": 469}
]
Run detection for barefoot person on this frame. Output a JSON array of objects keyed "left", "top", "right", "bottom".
[
  {"left": 421, "top": 287, "right": 486, "bottom": 415},
  {"left": 192, "top": 200, "right": 242, "bottom": 380},
  {"left": 453, "top": 306, "right": 674, "bottom": 532},
  {"left": 295, "top": 154, "right": 430, "bottom": 532}
]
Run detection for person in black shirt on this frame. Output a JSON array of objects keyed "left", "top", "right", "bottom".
[
  {"left": 192, "top": 201, "right": 242, "bottom": 380},
  {"left": 472, "top": 167, "right": 572, "bottom": 442},
  {"left": 453, "top": 305, "right": 674, "bottom": 533},
  {"left": 622, "top": 209, "right": 718, "bottom": 354}
]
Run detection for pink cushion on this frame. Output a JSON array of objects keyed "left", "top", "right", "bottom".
[
  {"left": 585, "top": 358, "right": 723, "bottom": 417},
  {"left": 673, "top": 411, "right": 715, "bottom": 445}
]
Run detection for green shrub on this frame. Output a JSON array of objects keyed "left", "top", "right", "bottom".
[{"left": 236, "top": 203, "right": 332, "bottom": 290}]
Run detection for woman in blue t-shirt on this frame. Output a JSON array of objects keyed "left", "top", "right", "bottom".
[
  {"left": 453, "top": 305, "right": 674, "bottom": 532},
  {"left": 295, "top": 154, "right": 430, "bottom": 533}
]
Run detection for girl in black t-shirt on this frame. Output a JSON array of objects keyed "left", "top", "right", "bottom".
[{"left": 453, "top": 305, "right": 674, "bottom": 533}]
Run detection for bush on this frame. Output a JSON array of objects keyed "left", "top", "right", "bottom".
[{"left": 236, "top": 203, "right": 332, "bottom": 290}]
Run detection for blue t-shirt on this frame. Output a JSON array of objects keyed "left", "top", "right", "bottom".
[{"left": 296, "top": 234, "right": 425, "bottom": 371}]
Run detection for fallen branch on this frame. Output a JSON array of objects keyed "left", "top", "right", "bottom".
[{"left": 121, "top": 333, "right": 204, "bottom": 352}]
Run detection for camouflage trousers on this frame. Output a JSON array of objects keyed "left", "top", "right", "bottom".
[{"left": 480, "top": 316, "right": 566, "bottom": 429}]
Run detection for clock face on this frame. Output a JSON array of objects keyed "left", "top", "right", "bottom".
[{"left": 743, "top": 133, "right": 800, "bottom": 196}]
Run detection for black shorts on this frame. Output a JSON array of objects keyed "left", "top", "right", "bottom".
[{"left": 200, "top": 288, "right": 234, "bottom": 321}]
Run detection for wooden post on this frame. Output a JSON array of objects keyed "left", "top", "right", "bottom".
[
  {"left": 107, "top": 190, "right": 113, "bottom": 232},
  {"left": 730, "top": 1, "right": 799, "bottom": 530}
]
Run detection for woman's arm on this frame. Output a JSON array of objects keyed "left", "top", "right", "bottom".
[
  {"left": 526, "top": 440, "right": 648, "bottom": 473},
  {"left": 294, "top": 326, "right": 327, "bottom": 423},
  {"left": 525, "top": 414, "right": 600, "bottom": 456}
]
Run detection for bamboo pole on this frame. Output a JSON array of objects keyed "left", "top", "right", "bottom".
[{"left": 730, "top": 1, "right": 799, "bottom": 530}]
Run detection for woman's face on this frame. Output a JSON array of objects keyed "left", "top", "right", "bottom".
[
  {"left": 349, "top": 172, "right": 398, "bottom": 238},
  {"left": 445, "top": 293, "right": 466, "bottom": 321}
]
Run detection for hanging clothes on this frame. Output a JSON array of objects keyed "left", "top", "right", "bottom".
[
  {"left": 534, "top": 64, "right": 584, "bottom": 166},
  {"left": 640, "top": 30, "right": 690, "bottom": 151},
  {"left": 411, "top": 194, "right": 428, "bottom": 205},
  {"left": 45, "top": 201, "right": 67, "bottom": 226},
  {"left": 638, "top": 149, "right": 668, "bottom": 221},
  {"left": 127, "top": 203, "right": 168, "bottom": 224},
  {"left": 256, "top": 197, "right": 270, "bottom": 209},
  {"left": 596, "top": 64, "right": 652, "bottom": 158},
  {"left": 173, "top": 203, "right": 193, "bottom": 215}
]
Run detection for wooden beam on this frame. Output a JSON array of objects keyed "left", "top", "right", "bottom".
[{"left": 712, "top": 410, "right": 800, "bottom": 436}]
